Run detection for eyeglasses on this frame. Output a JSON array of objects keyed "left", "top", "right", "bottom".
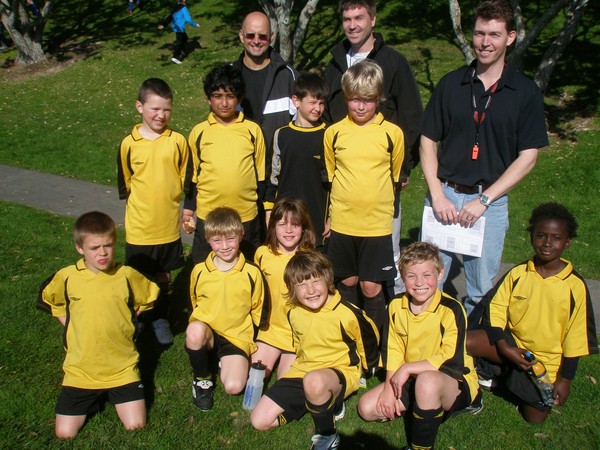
[{"left": 243, "top": 32, "right": 270, "bottom": 42}]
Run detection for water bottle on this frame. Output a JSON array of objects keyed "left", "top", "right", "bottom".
[
  {"left": 523, "top": 351, "right": 555, "bottom": 406},
  {"left": 243, "top": 360, "right": 266, "bottom": 411}
]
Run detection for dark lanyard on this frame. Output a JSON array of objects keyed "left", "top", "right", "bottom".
[{"left": 470, "top": 68, "right": 500, "bottom": 160}]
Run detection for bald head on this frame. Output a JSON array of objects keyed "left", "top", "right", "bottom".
[{"left": 239, "top": 11, "right": 274, "bottom": 68}]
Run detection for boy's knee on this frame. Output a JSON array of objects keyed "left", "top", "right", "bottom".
[
  {"left": 222, "top": 378, "right": 245, "bottom": 395},
  {"left": 250, "top": 412, "right": 273, "bottom": 431},
  {"left": 414, "top": 371, "right": 443, "bottom": 397},
  {"left": 55, "top": 425, "right": 79, "bottom": 440},
  {"left": 302, "top": 372, "right": 326, "bottom": 397},
  {"left": 123, "top": 417, "right": 146, "bottom": 431},
  {"left": 185, "top": 321, "right": 207, "bottom": 348}
]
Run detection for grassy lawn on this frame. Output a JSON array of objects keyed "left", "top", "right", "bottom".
[
  {"left": 0, "top": 202, "right": 598, "bottom": 448},
  {"left": 1, "top": 0, "right": 599, "bottom": 447}
]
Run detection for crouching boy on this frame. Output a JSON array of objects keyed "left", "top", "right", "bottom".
[
  {"left": 357, "top": 242, "right": 481, "bottom": 450},
  {"left": 250, "top": 251, "right": 379, "bottom": 450},
  {"left": 185, "top": 206, "right": 268, "bottom": 411}
]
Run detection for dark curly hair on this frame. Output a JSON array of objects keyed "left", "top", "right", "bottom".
[
  {"left": 527, "top": 203, "right": 578, "bottom": 239},
  {"left": 203, "top": 64, "right": 245, "bottom": 99}
]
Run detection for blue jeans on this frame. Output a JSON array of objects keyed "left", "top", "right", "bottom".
[{"left": 425, "top": 184, "right": 509, "bottom": 315}]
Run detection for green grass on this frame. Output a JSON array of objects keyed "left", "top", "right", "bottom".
[
  {"left": 1, "top": 202, "right": 599, "bottom": 448},
  {"left": 1, "top": 0, "right": 600, "bottom": 447}
]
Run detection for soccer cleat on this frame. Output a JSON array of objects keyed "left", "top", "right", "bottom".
[
  {"left": 310, "top": 432, "right": 340, "bottom": 450},
  {"left": 449, "top": 391, "right": 484, "bottom": 418},
  {"left": 475, "top": 359, "right": 499, "bottom": 391},
  {"left": 192, "top": 379, "right": 214, "bottom": 411},
  {"left": 171, "top": 57, "right": 182, "bottom": 65},
  {"left": 152, "top": 318, "right": 174, "bottom": 344},
  {"left": 334, "top": 401, "right": 346, "bottom": 421},
  {"left": 359, "top": 376, "right": 367, "bottom": 388},
  {"left": 477, "top": 375, "right": 497, "bottom": 390}
]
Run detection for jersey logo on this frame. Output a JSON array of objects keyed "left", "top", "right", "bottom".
[
  {"left": 263, "top": 270, "right": 272, "bottom": 276},
  {"left": 203, "top": 141, "right": 214, "bottom": 146},
  {"left": 382, "top": 266, "right": 394, "bottom": 271},
  {"left": 69, "top": 296, "right": 82, "bottom": 302},
  {"left": 133, "top": 161, "right": 144, "bottom": 166},
  {"left": 313, "top": 155, "right": 322, "bottom": 160},
  {"left": 513, "top": 295, "right": 527, "bottom": 301}
]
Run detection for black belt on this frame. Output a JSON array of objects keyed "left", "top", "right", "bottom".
[{"left": 440, "top": 179, "right": 489, "bottom": 195}]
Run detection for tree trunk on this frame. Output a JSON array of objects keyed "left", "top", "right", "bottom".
[
  {"left": 448, "top": 0, "right": 474, "bottom": 65},
  {"left": 257, "top": 0, "right": 279, "bottom": 46},
  {"left": 292, "top": 0, "right": 319, "bottom": 62},
  {"left": 274, "top": 0, "right": 293, "bottom": 62},
  {"left": 534, "top": 0, "right": 588, "bottom": 93},
  {"left": 1, "top": 0, "right": 50, "bottom": 65}
]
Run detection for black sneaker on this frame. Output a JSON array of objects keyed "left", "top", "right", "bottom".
[{"left": 192, "top": 379, "right": 214, "bottom": 411}]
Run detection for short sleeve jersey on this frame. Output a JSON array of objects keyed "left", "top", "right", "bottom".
[
  {"left": 254, "top": 245, "right": 295, "bottom": 352},
  {"left": 40, "top": 260, "right": 159, "bottom": 389},
  {"left": 484, "top": 258, "right": 598, "bottom": 381},
  {"left": 324, "top": 113, "right": 404, "bottom": 236},
  {"left": 284, "top": 292, "right": 380, "bottom": 396},
  {"left": 189, "top": 252, "right": 268, "bottom": 356},
  {"left": 117, "top": 125, "right": 192, "bottom": 245},
  {"left": 384, "top": 290, "right": 479, "bottom": 401},
  {"left": 420, "top": 63, "right": 548, "bottom": 186},
  {"left": 188, "top": 112, "right": 266, "bottom": 221}
]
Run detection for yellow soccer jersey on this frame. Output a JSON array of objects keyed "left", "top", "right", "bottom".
[
  {"left": 188, "top": 112, "right": 266, "bottom": 222},
  {"left": 189, "top": 252, "right": 268, "bottom": 356},
  {"left": 324, "top": 113, "right": 404, "bottom": 236},
  {"left": 40, "top": 259, "right": 159, "bottom": 389},
  {"left": 486, "top": 258, "right": 598, "bottom": 381},
  {"left": 254, "top": 246, "right": 295, "bottom": 352},
  {"left": 284, "top": 292, "right": 380, "bottom": 397},
  {"left": 384, "top": 290, "right": 479, "bottom": 401},
  {"left": 117, "top": 125, "right": 192, "bottom": 245}
]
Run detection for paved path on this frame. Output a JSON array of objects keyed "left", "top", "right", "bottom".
[{"left": 1, "top": 164, "right": 599, "bottom": 329}]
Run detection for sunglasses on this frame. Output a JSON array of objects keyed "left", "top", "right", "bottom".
[{"left": 243, "top": 32, "right": 270, "bottom": 42}]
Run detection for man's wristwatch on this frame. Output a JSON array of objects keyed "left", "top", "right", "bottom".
[{"left": 479, "top": 194, "right": 491, "bottom": 207}]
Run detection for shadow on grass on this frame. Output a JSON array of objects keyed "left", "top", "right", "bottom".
[{"left": 339, "top": 429, "right": 403, "bottom": 449}]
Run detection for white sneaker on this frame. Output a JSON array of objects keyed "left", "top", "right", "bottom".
[
  {"left": 171, "top": 57, "right": 182, "bottom": 64},
  {"left": 334, "top": 401, "right": 346, "bottom": 421},
  {"left": 310, "top": 432, "right": 340, "bottom": 450},
  {"left": 152, "top": 318, "right": 174, "bottom": 344},
  {"left": 359, "top": 376, "right": 367, "bottom": 388}
]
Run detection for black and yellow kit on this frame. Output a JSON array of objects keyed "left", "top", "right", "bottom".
[
  {"left": 188, "top": 112, "right": 266, "bottom": 222},
  {"left": 324, "top": 113, "right": 404, "bottom": 237},
  {"left": 117, "top": 125, "right": 192, "bottom": 245},
  {"left": 484, "top": 258, "right": 598, "bottom": 381},
  {"left": 189, "top": 252, "right": 269, "bottom": 356},
  {"left": 384, "top": 290, "right": 479, "bottom": 401},
  {"left": 40, "top": 259, "right": 159, "bottom": 389},
  {"left": 283, "top": 292, "right": 380, "bottom": 396},
  {"left": 254, "top": 246, "right": 295, "bottom": 352}
]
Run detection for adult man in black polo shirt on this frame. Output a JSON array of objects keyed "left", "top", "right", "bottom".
[
  {"left": 324, "top": 0, "right": 423, "bottom": 305},
  {"left": 420, "top": 0, "right": 548, "bottom": 314},
  {"left": 233, "top": 11, "right": 298, "bottom": 152}
]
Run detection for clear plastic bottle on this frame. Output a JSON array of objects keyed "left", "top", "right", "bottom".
[
  {"left": 243, "top": 360, "right": 266, "bottom": 411},
  {"left": 524, "top": 351, "right": 555, "bottom": 406}
]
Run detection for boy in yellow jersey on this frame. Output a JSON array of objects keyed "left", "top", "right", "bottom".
[
  {"left": 324, "top": 59, "right": 404, "bottom": 333},
  {"left": 185, "top": 207, "right": 268, "bottom": 411},
  {"left": 467, "top": 203, "right": 598, "bottom": 424},
  {"left": 117, "top": 78, "right": 193, "bottom": 345},
  {"left": 250, "top": 251, "right": 379, "bottom": 450},
  {"left": 183, "top": 64, "right": 266, "bottom": 264},
  {"left": 357, "top": 242, "right": 481, "bottom": 450},
  {"left": 38, "top": 211, "right": 160, "bottom": 438}
]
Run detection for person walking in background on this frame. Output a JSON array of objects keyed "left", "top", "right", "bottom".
[{"left": 158, "top": 0, "right": 199, "bottom": 64}]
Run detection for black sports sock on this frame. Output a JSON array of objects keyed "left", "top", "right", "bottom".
[
  {"left": 306, "top": 394, "right": 337, "bottom": 437},
  {"left": 185, "top": 344, "right": 210, "bottom": 380},
  {"left": 410, "top": 404, "right": 444, "bottom": 449},
  {"left": 362, "top": 290, "right": 386, "bottom": 332},
  {"left": 337, "top": 282, "right": 360, "bottom": 307}
]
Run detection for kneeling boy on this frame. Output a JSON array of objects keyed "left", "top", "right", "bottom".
[
  {"left": 250, "top": 251, "right": 379, "bottom": 450},
  {"left": 467, "top": 203, "right": 598, "bottom": 424},
  {"left": 39, "top": 211, "right": 160, "bottom": 438},
  {"left": 357, "top": 242, "right": 480, "bottom": 450},
  {"left": 185, "top": 207, "right": 268, "bottom": 411}
]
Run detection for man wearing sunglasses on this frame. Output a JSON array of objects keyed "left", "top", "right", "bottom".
[{"left": 233, "top": 11, "right": 298, "bottom": 153}]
